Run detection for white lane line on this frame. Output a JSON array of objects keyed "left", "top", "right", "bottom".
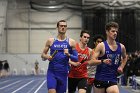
[
  {"left": 0, "top": 80, "right": 21, "bottom": 89},
  {"left": 27, "top": 79, "right": 45, "bottom": 93},
  {"left": 0, "top": 80, "right": 11, "bottom": 84},
  {"left": 34, "top": 80, "right": 46, "bottom": 93},
  {"left": 11, "top": 80, "right": 34, "bottom": 93}
]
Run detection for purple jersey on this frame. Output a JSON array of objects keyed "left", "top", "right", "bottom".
[
  {"left": 47, "top": 38, "right": 72, "bottom": 93},
  {"left": 95, "top": 41, "right": 121, "bottom": 82},
  {"left": 48, "top": 38, "right": 72, "bottom": 73}
]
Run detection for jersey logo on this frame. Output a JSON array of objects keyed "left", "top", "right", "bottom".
[
  {"left": 107, "top": 54, "right": 120, "bottom": 65},
  {"left": 54, "top": 44, "right": 68, "bottom": 49}
]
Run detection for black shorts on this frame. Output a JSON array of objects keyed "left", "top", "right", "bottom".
[
  {"left": 68, "top": 77, "right": 87, "bottom": 93},
  {"left": 94, "top": 79, "right": 117, "bottom": 89}
]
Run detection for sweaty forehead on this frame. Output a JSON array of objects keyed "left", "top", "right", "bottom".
[
  {"left": 110, "top": 27, "right": 118, "bottom": 31},
  {"left": 59, "top": 22, "right": 67, "bottom": 25},
  {"left": 83, "top": 33, "right": 90, "bottom": 36}
]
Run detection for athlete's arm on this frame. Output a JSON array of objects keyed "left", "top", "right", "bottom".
[
  {"left": 88, "top": 43, "right": 103, "bottom": 65},
  {"left": 88, "top": 42, "right": 111, "bottom": 65},
  {"left": 118, "top": 44, "right": 127, "bottom": 73},
  {"left": 41, "top": 38, "right": 53, "bottom": 61},
  {"left": 89, "top": 48, "right": 93, "bottom": 60},
  {"left": 69, "top": 61, "right": 81, "bottom": 66},
  {"left": 67, "top": 38, "right": 78, "bottom": 62}
]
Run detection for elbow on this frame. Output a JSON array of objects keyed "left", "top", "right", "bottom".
[{"left": 70, "top": 55, "right": 78, "bottom": 62}]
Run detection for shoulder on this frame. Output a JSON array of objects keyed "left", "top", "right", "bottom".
[
  {"left": 97, "top": 42, "right": 104, "bottom": 49},
  {"left": 46, "top": 38, "right": 55, "bottom": 46},
  {"left": 119, "top": 43, "right": 125, "bottom": 48},
  {"left": 119, "top": 43, "right": 126, "bottom": 52},
  {"left": 95, "top": 42, "right": 105, "bottom": 56},
  {"left": 69, "top": 38, "right": 76, "bottom": 43},
  {"left": 48, "top": 38, "right": 55, "bottom": 42},
  {"left": 47, "top": 38, "right": 54, "bottom": 43},
  {"left": 119, "top": 43, "right": 127, "bottom": 58},
  {"left": 68, "top": 38, "right": 76, "bottom": 46}
]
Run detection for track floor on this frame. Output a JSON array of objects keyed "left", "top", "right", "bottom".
[{"left": 0, "top": 75, "right": 139, "bottom": 93}]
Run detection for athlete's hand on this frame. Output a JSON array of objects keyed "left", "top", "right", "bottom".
[
  {"left": 41, "top": 55, "right": 46, "bottom": 61},
  {"left": 42, "top": 58, "right": 46, "bottom": 61},
  {"left": 47, "top": 56, "right": 53, "bottom": 61},
  {"left": 73, "top": 62, "right": 81, "bottom": 66},
  {"left": 42, "top": 55, "right": 52, "bottom": 61},
  {"left": 64, "top": 49, "right": 70, "bottom": 56},
  {"left": 117, "top": 66, "right": 123, "bottom": 74},
  {"left": 103, "top": 59, "right": 112, "bottom": 65}
]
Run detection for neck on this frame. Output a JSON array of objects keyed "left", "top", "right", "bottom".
[
  {"left": 57, "top": 34, "right": 66, "bottom": 40},
  {"left": 107, "top": 39, "right": 116, "bottom": 45},
  {"left": 79, "top": 42, "right": 87, "bottom": 49}
]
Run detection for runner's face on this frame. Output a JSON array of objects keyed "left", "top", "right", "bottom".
[
  {"left": 57, "top": 22, "right": 67, "bottom": 34},
  {"left": 107, "top": 27, "right": 118, "bottom": 40},
  {"left": 81, "top": 33, "right": 90, "bottom": 44},
  {"left": 95, "top": 38, "right": 102, "bottom": 47}
]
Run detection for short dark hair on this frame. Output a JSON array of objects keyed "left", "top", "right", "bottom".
[
  {"left": 57, "top": 20, "right": 66, "bottom": 27},
  {"left": 93, "top": 34, "right": 104, "bottom": 42},
  {"left": 80, "top": 30, "right": 90, "bottom": 37},
  {"left": 105, "top": 22, "right": 119, "bottom": 31}
]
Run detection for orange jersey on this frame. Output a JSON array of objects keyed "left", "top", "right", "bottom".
[{"left": 68, "top": 43, "right": 91, "bottom": 78}]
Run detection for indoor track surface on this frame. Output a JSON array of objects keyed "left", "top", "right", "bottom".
[{"left": 0, "top": 75, "right": 139, "bottom": 93}]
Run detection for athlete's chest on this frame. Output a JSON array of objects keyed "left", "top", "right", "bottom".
[{"left": 51, "top": 41, "right": 70, "bottom": 49}]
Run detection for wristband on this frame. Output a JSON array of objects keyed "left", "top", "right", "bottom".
[{"left": 69, "top": 54, "right": 78, "bottom": 62}]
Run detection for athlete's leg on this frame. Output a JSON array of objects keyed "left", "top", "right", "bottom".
[
  {"left": 68, "top": 77, "right": 78, "bottom": 93},
  {"left": 106, "top": 85, "right": 119, "bottom": 93},
  {"left": 78, "top": 78, "right": 87, "bottom": 93},
  {"left": 48, "top": 89, "right": 56, "bottom": 93},
  {"left": 94, "top": 86, "right": 105, "bottom": 93},
  {"left": 94, "top": 79, "right": 106, "bottom": 93},
  {"left": 47, "top": 70, "right": 57, "bottom": 93},
  {"left": 86, "top": 78, "right": 94, "bottom": 93},
  {"left": 86, "top": 84, "right": 92, "bottom": 93},
  {"left": 56, "top": 73, "right": 68, "bottom": 93}
]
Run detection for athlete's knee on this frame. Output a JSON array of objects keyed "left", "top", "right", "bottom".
[
  {"left": 78, "top": 89, "right": 86, "bottom": 93},
  {"left": 48, "top": 89, "right": 56, "bottom": 93},
  {"left": 106, "top": 85, "right": 119, "bottom": 93}
]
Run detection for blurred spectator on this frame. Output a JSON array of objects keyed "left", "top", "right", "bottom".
[
  {"left": 123, "top": 53, "right": 132, "bottom": 85},
  {"left": 3, "top": 60, "right": 10, "bottom": 77},
  {"left": 134, "top": 55, "right": 140, "bottom": 76},
  {"left": 123, "top": 51, "right": 140, "bottom": 85},
  {"left": 35, "top": 60, "right": 39, "bottom": 75}
]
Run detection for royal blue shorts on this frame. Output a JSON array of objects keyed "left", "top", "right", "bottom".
[{"left": 47, "top": 69, "right": 68, "bottom": 93}]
